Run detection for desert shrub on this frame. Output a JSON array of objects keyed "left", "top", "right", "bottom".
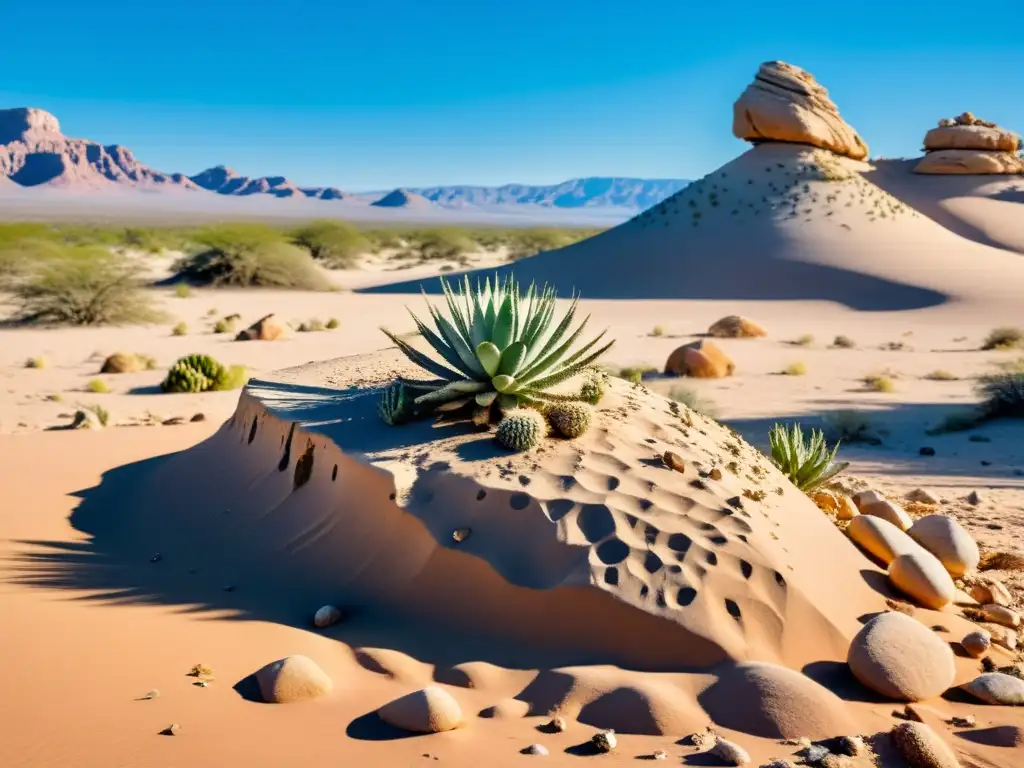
[
  {"left": 832, "top": 335, "right": 856, "bottom": 349},
  {"left": 863, "top": 373, "right": 895, "bottom": 392},
  {"left": 160, "top": 354, "right": 247, "bottom": 393},
  {"left": 794, "top": 334, "right": 814, "bottom": 346},
  {"left": 617, "top": 365, "right": 658, "bottom": 384},
  {"left": 768, "top": 422, "right": 849, "bottom": 492},
  {"left": 0, "top": 228, "right": 64, "bottom": 288},
  {"left": 651, "top": 325, "right": 665, "bottom": 337},
  {"left": 668, "top": 386, "right": 718, "bottom": 417},
  {"left": 982, "top": 326, "right": 1024, "bottom": 351},
  {"left": 172, "top": 322, "right": 188, "bottom": 336},
  {"left": 86, "top": 378, "right": 110, "bottom": 393},
  {"left": 784, "top": 361, "right": 807, "bottom": 376},
  {"left": 977, "top": 372, "right": 1024, "bottom": 420},
  {"left": 405, "top": 228, "right": 474, "bottom": 261},
  {"left": 290, "top": 220, "right": 370, "bottom": 268},
  {"left": 173, "top": 224, "right": 331, "bottom": 290},
  {"left": 325, "top": 317, "right": 339, "bottom": 330},
  {"left": 9, "top": 246, "right": 162, "bottom": 326},
  {"left": 823, "top": 410, "right": 882, "bottom": 444},
  {"left": 213, "top": 317, "right": 236, "bottom": 334},
  {"left": 924, "top": 370, "right": 958, "bottom": 381},
  {"left": 25, "top": 357, "right": 45, "bottom": 369},
  {"left": 174, "top": 283, "right": 192, "bottom": 298}
]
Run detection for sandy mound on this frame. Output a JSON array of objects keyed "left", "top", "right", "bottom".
[{"left": 732, "top": 61, "right": 868, "bottom": 161}]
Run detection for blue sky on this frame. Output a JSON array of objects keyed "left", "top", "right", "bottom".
[{"left": 2, "top": 1, "right": 1021, "bottom": 190}]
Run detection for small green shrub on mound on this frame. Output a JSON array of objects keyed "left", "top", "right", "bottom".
[
  {"left": 161, "top": 354, "right": 247, "bottom": 393},
  {"left": 496, "top": 408, "right": 547, "bottom": 451},
  {"left": 978, "top": 372, "right": 1024, "bottom": 420},
  {"left": 291, "top": 220, "right": 370, "bottom": 268},
  {"left": 982, "top": 326, "right": 1024, "bottom": 351},
  {"left": 548, "top": 402, "right": 593, "bottom": 439},
  {"left": 768, "top": 422, "right": 849, "bottom": 493},
  {"left": 10, "top": 246, "right": 162, "bottom": 326},
  {"left": 173, "top": 224, "right": 332, "bottom": 290}
]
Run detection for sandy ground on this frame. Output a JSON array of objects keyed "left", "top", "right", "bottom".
[{"left": 2, "top": 149, "right": 1024, "bottom": 766}]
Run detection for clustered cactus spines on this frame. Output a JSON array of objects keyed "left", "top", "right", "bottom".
[
  {"left": 768, "top": 422, "right": 849, "bottom": 493},
  {"left": 579, "top": 370, "right": 607, "bottom": 405},
  {"left": 381, "top": 274, "right": 614, "bottom": 423},
  {"left": 547, "top": 402, "right": 592, "bottom": 439},
  {"left": 160, "top": 354, "right": 229, "bottom": 393},
  {"left": 378, "top": 381, "right": 414, "bottom": 425},
  {"left": 495, "top": 408, "right": 547, "bottom": 452}
]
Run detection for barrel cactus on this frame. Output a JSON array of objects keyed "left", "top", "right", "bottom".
[
  {"left": 160, "top": 354, "right": 241, "bottom": 393},
  {"left": 495, "top": 408, "right": 547, "bottom": 451},
  {"left": 548, "top": 402, "right": 592, "bottom": 439},
  {"left": 378, "top": 381, "right": 414, "bottom": 425},
  {"left": 381, "top": 275, "right": 614, "bottom": 423},
  {"left": 579, "top": 371, "right": 607, "bottom": 405}
]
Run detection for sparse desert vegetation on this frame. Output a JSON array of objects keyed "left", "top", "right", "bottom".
[
  {"left": 982, "top": 326, "right": 1024, "bottom": 351},
  {"left": 783, "top": 361, "right": 807, "bottom": 376},
  {"left": 863, "top": 373, "right": 895, "bottom": 392}
]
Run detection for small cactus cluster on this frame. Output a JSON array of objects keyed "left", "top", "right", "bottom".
[
  {"left": 161, "top": 354, "right": 228, "bottom": 393},
  {"left": 495, "top": 408, "right": 547, "bottom": 451},
  {"left": 378, "top": 381, "right": 414, "bottom": 425},
  {"left": 579, "top": 371, "right": 607, "bottom": 405},
  {"left": 547, "top": 402, "right": 592, "bottom": 439}
]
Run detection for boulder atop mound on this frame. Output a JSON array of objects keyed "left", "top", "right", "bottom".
[
  {"left": 915, "top": 113, "right": 1024, "bottom": 175},
  {"left": 707, "top": 315, "right": 767, "bottom": 339},
  {"left": 733, "top": 61, "right": 868, "bottom": 161}
]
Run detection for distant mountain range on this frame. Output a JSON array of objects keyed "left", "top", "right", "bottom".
[{"left": 0, "top": 107, "right": 690, "bottom": 214}]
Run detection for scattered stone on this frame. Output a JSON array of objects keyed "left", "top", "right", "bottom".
[
  {"left": 235, "top": 313, "right": 289, "bottom": 341},
  {"left": 652, "top": 750, "right": 669, "bottom": 760},
  {"left": 919, "top": 447, "right": 936, "bottom": 456},
  {"left": 547, "top": 715, "right": 567, "bottom": 733},
  {"left": 907, "top": 514, "right": 980, "bottom": 577},
  {"left": 161, "top": 723, "right": 180, "bottom": 736},
  {"left": 378, "top": 686, "right": 463, "bottom": 733},
  {"left": 663, "top": 451, "right": 686, "bottom": 473},
  {"left": 139, "top": 689, "right": 160, "bottom": 700},
  {"left": 961, "top": 672, "right": 1024, "bottom": 705},
  {"left": 851, "top": 489, "right": 885, "bottom": 511},
  {"left": 190, "top": 413, "right": 206, "bottom": 422},
  {"left": 732, "top": 61, "right": 868, "bottom": 160},
  {"left": 761, "top": 762, "right": 797, "bottom": 768},
  {"left": 859, "top": 499, "right": 913, "bottom": 531},
  {"left": 193, "top": 680, "right": 209, "bottom": 687},
  {"left": 966, "top": 491, "right": 982, "bottom": 506},
  {"left": 847, "top": 612, "right": 956, "bottom": 701},
  {"left": 979, "top": 604, "right": 1021, "bottom": 628},
  {"left": 906, "top": 488, "right": 939, "bottom": 505},
  {"left": 522, "top": 744, "right": 549, "bottom": 756},
  {"left": 961, "top": 631, "right": 991, "bottom": 658},
  {"left": 847, "top": 515, "right": 922, "bottom": 566},
  {"left": 592, "top": 730, "right": 616, "bottom": 753},
  {"left": 665, "top": 339, "right": 735, "bottom": 378},
  {"left": 836, "top": 735, "right": 865, "bottom": 756},
  {"left": 948, "top": 715, "right": 975, "bottom": 728},
  {"left": 802, "top": 744, "right": 830, "bottom": 764},
  {"left": 994, "top": 629, "right": 1019, "bottom": 651},
  {"left": 970, "top": 580, "right": 1013, "bottom": 607},
  {"left": 709, "top": 467, "right": 723, "bottom": 481},
  {"left": 255, "top": 655, "right": 333, "bottom": 704},
  {"left": 451, "top": 527, "right": 471, "bottom": 543},
  {"left": 313, "top": 605, "right": 342, "bottom": 628},
  {"left": 162, "top": 416, "right": 185, "bottom": 426},
  {"left": 888, "top": 551, "right": 957, "bottom": 609},
  {"left": 891, "top": 722, "right": 960, "bottom": 768},
  {"left": 711, "top": 736, "right": 751, "bottom": 765},
  {"left": 781, "top": 737, "right": 812, "bottom": 748},
  {"left": 707, "top": 315, "right": 767, "bottom": 339}
]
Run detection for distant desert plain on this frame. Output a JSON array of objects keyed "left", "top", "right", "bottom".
[{"left": 1, "top": 60, "right": 1024, "bottom": 768}]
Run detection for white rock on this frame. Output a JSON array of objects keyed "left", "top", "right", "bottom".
[
  {"left": 255, "top": 655, "right": 333, "bottom": 703},
  {"left": 523, "top": 743, "right": 549, "bottom": 756},
  {"left": 970, "top": 580, "right": 1013, "bottom": 607},
  {"left": 860, "top": 499, "right": 913, "bottom": 531},
  {"left": 378, "top": 686, "right": 463, "bottom": 733},
  {"left": 961, "top": 673, "right": 1024, "bottom": 705},
  {"left": 979, "top": 604, "right": 1021, "bottom": 628},
  {"left": 847, "top": 515, "right": 922, "bottom": 566},
  {"left": 592, "top": 730, "right": 616, "bottom": 753},
  {"left": 313, "top": 605, "right": 342, "bottom": 628},
  {"left": 711, "top": 736, "right": 751, "bottom": 765},
  {"left": 907, "top": 514, "right": 979, "bottom": 577},
  {"left": 888, "top": 551, "right": 956, "bottom": 609}
]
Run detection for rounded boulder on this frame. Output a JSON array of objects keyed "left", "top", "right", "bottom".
[
  {"left": 907, "top": 515, "right": 979, "bottom": 577},
  {"left": 888, "top": 551, "right": 956, "bottom": 609},
  {"left": 378, "top": 686, "right": 463, "bottom": 733},
  {"left": 891, "top": 722, "right": 960, "bottom": 768},
  {"left": 847, "top": 515, "right": 921, "bottom": 566},
  {"left": 859, "top": 500, "right": 913, "bottom": 531},
  {"left": 255, "top": 655, "right": 333, "bottom": 703},
  {"left": 847, "top": 612, "right": 955, "bottom": 701}
]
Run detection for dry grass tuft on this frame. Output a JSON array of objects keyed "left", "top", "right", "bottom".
[
  {"left": 982, "top": 327, "right": 1024, "bottom": 351},
  {"left": 783, "top": 361, "right": 807, "bottom": 376}
]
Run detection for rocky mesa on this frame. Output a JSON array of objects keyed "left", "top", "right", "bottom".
[{"left": 914, "top": 112, "right": 1024, "bottom": 175}]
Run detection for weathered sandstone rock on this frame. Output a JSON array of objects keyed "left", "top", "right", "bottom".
[
  {"left": 859, "top": 499, "right": 913, "bottom": 531},
  {"left": 847, "top": 612, "right": 955, "bottom": 701},
  {"left": 907, "top": 515, "right": 979, "bottom": 577},
  {"left": 891, "top": 722, "right": 961, "bottom": 768},
  {"left": 888, "top": 551, "right": 957, "bottom": 609},
  {"left": 915, "top": 149, "right": 1024, "bottom": 175},
  {"left": 847, "top": 515, "right": 921, "bottom": 566},
  {"left": 236, "top": 314, "right": 289, "bottom": 341},
  {"left": 732, "top": 61, "right": 868, "bottom": 160},
  {"left": 961, "top": 673, "right": 1024, "bottom": 706},
  {"left": 665, "top": 340, "right": 735, "bottom": 378},
  {"left": 707, "top": 315, "right": 767, "bottom": 339}
]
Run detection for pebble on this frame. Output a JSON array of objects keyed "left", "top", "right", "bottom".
[
  {"left": 711, "top": 737, "right": 751, "bottom": 765},
  {"left": 547, "top": 716, "right": 567, "bottom": 733},
  {"left": 761, "top": 762, "right": 797, "bottom": 768},
  {"left": 961, "top": 631, "right": 991, "bottom": 658},
  {"left": 652, "top": 750, "right": 668, "bottom": 760},
  {"left": 948, "top": 715, "right": 975, "bottom": 728},
  {"left": 161, "top": 723, "right": 180, "bottom": 736},
  {"left": 836, "top": 735, "right": 865, "bottom": 756},
  {"left": 162, "top": 416, "right": 185, "bottom": 426},
  {"left": 190, "top": 413, "right": 206, "bottom": 422},
  {"left": 993, "top": 628, "right": 1019, "bottom": 651},
  {"left": 522, "top": 744, "right": 549, "bottom": 756},
  {"left": 970, "top": 580, "right": 1013, "bottom": 607},
  {"left": 919, "top": 447, "right": 936, "bottom": 456},
  {"left": 906, "top": 514, "right": 980, "bottom": 577},
  {"left": 961, "top": 672, "right": 1024, "bottom": 705},
  {"left": 664, "top": 451, "right": 686, "bottom": 473},
  {"left": 451, "top": 527, "right": 471, "bottom": 543},
  {"left": 139, "top": 689, "right": 160, "bottom": 700},
  {"left": 709, "top": 467, "right": 723, "bottom": 481},
  {"left": 967, "top": 491, "right": 982, "bottom": 505},
  {"left": 802, "top": 744, "right": 830, "bottom": 764},
  {"left": 860, "top": 499, "right": 913, "bottom": 531},
  {"left": 313, "top": 605, "right": 343, "bottom": 628},
  {"left": 906, "top": 488, "right": 939, "bottom": 504},
  {"left": 979, "top": 604, "right": 1021, "bottom": 628},
  {"left": 592, "top": 730, "right": 616, "bottom": 753}
]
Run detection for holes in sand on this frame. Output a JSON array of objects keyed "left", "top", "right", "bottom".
[
  {"left": 774, "top": 571, "right": 787, "bottom": 588},
  {"left": 736, "top": 534, "right": 749, "bottom": 544},
  {"left": 332, "top": 465, "right": 338, "bottom": 482},
  {"left": 596, "top": 538, "right": 630, "bottom": 565},
  {"left": 292, "top": 440, "right": 315, "bottom": 491},
  {"left": 677, "top": 587, "right": 697, "bottom": 606},
  {"left": 388, "top": 492, "right": 396, "bottom": 501},
  {"left": 740, "top": 560, "right": 753, "bottom": 579},
  {"left": 725, "top": 599, "right": 741, "bottom": 620},
  {"left": 644, "top": 524, "right": 658, "bottom": 546},
  {"left": 667, "top": 533, "right": 691, "bottom": 555},
  {"left": 509, "top": 493, "right": 531, "bottom": 511},
  {"left": 546, "top": 499, "right": 575, "bottom": 522},
  {"left": 606, "top": 476, "right": 620, "bottom": 491},
  {"left": 278, "top": 423, "right": 297, "bottom": 471},
  {"left": 668, "top": 564, "right": 682, "bottom": 574},
  {"left": 577, "top": 505, "right": 615, "bottom": 543},
  {"left": 655, "top": 589, "right": 667, "bottom": 608},
  {"left": 247, "top": 418, "right": 258, "bottom": 444},
  {"left": 604, "top": 567, "right": 619, "bottom": 586},
  {"left": 709, "top": 535, "right": 728, "bottom": 546},
  {"left": 639, "top": 585, "right": 649, "bottom": 599},
  {"left": 706, "top": 552, "right": 718, "bottom": 566},
  {"left": 644, "top": 551, "right": 663, "bottom": 574},
  {"left": 476, "top": 490, "right": 486, "bottom": 501}
]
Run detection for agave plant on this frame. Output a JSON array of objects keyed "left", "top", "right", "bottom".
[
  {"left": 768, "top": 422, "right": 849, "bottom": 493},
  {"left": 381, "top": 274, "right": 614, "bottom": 419}
]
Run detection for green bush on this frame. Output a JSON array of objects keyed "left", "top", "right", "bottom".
[
  {"left": 768, "top": 422, "right": 849, "bottom": 492},
  {"left": 982, "top": 326, "right": 1024, "bottom": 351},
  {"left": 978, "top": 372, "right": 1024, "bottom": 420},
  {"left": 291, "top": 220, "right": 370, "bottom": 268},
  {"left": 173, "top": 224, "right": 332, "bottom": 290},
  {"left": 160, "top": 354, "right": 247, "bottom": 393},
  {"left": 405, "top": 228, "right": 474, "bottom": 261},
  {"left": 10, "top": 246, "right": 162, "bottom": 325},
  {"left": 496, "top": 409, "right": 547, "bottom": 451},
  {"left": 547, "top": 402, "right": 593, "bottom": 438}
]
